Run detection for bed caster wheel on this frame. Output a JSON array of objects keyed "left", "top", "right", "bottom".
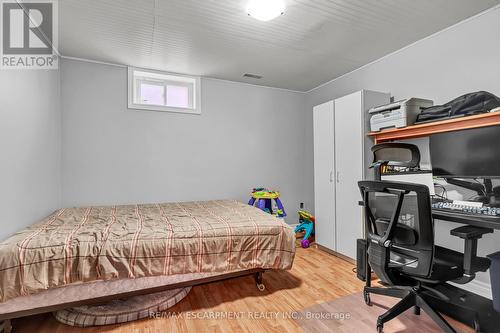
[
  {"left": 301, "top": 239, "right": 310, "bottom": 248},
  {"left": 376, "top": 324, "right": 384, "bottom": 333},
  {"left": 363, "top": 290, "right": 371, "bottom": 306},
  {"left": 0, "top": 320, "right": 12, "bottom": 333},
  {"left": 254, "top": 272, "right": 265, "bottom": 291}
]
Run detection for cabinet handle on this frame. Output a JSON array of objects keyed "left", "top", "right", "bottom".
[
  {"left": 329, "top": 171, "right": 333, "bottom": 183},
  {"left": 337, "top": 171, "right": 340, "bottom": 183}
]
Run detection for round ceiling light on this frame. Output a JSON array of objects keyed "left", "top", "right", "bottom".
[{"left": 246, "top": 0, "right": 286, "bottom": 22}]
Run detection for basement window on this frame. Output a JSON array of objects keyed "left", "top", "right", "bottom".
[{"left": 128, "top": 67, "right": 201, "bottom": 114}]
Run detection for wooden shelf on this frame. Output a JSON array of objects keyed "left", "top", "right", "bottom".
[{"left": 368, "top": 111, "right": 500, "bottom": 144}]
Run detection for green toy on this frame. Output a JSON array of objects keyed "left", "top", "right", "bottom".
[{"left": 294, "top": 210, "right": 315, "bottom": 248}]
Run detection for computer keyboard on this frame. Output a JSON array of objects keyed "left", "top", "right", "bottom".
[{"left": 432, "top": 201, "right": 500, "bottom": 216}]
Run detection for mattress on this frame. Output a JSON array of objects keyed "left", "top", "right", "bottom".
[{"left": 0, "top": 200, "right": 295, "bottom": 303}]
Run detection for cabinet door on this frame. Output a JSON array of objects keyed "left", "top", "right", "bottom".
[
  {"left": 313, "top": 101, "right": 336, "bottom": 251},
  {"left": 334, "top": 92, "right": 363, "bottom": 259}
]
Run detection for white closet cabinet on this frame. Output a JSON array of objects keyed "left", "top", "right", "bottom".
[
  {"left": 313, "top": 90, "right": 390, "bottom": 259},
  {"left": 313, "top": 101, "right": 336, "bottom": 251}
]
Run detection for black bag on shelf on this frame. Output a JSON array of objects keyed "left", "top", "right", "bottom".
[{"left": 415, "top": 91, "right": 500, "bottom": 124}]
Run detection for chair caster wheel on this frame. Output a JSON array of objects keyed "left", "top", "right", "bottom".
[
  {"left": 413, "top": 306, "right": 421, "bottom": 315},
  {"left": 364, "top": 290, "right": 371, "bottom": 306},
  {"left": 473, "top": 317, "right": 481, "bottom": 333},
  {"left": 257, "top": 283, "right": 266, "bottom": 292},
  {"left": 377, "top": 324, "right": 383, "bottom": 333}
]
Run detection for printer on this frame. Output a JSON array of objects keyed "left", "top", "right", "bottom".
[{"left": 369, "top": 98, "right": 433, "bottom": 132}]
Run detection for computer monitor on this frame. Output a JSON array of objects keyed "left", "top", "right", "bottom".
[{"left": 430, "top": 125, "right": 500, "bottom": 179}]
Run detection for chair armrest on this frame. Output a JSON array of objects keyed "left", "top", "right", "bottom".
[
  {"left": 450, "top": 226, "right": 493, "bottom": 239},
  {"left": 449, "top": 226, "right": 493, "bottom": 284}
]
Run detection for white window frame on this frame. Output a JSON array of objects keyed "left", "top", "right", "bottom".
[{"left": 127, "top": 67, "right": 201, "bottom": 114}]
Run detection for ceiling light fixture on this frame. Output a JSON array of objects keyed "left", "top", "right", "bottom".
[{"left": 246, "top": 0, "right": 285, "bottom": 22}]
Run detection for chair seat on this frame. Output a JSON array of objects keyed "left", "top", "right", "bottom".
[
  {"left": 428, "top": 246, "right": 465, "bottom": 282},
  {"left": 391, "top": 246, "right": 464, "bottom": 282},
  {"left": 393, "top": 245, "right": 490, "bottom": 283}
]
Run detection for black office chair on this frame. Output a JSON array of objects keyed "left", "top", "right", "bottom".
[{"left": 358, "top": 180, "right": 492, "bottom": 333}]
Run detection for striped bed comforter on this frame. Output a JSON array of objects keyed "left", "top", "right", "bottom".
[{"left": 0, "top": 200, "right": 295, "bottom": 303}]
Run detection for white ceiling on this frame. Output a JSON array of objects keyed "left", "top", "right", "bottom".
[{"left": 59, "top": 0, "right": 500, "bottom": 91}]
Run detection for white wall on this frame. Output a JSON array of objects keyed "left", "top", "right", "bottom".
[
  {"left": 0, "top": 70, "right": 61, "bottom": 240},
  {"left": 304, "top": 7, "right": 500, "bottom": 297},
  {"left": 60, "top": 59, "right": 306, "bottom": 224}
]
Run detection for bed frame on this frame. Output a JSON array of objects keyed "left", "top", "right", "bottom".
[{"left": 0, "top": 269, "right": 266, "bottom": 332}]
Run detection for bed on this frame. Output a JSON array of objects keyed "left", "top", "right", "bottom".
[{"left": 0, "top": 199, "right": 295, "bottom": 327}]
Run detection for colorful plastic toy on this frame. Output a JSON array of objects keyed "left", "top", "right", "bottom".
[
  {"left": 294, "top": 210, "right": 315, "bottom": 248},
  {"left": 248, "top": 188, "right": 286, "bottom": 218}
]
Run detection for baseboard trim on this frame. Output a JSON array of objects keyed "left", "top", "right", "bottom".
[
  {"left": 316, "top": 244, "right": 356, "bottom": 265},
  {"left": 450, "top": 279, "right": 492, "bottom": 300}
]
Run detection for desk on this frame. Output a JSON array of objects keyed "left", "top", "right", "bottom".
[
  {"left": 365, "top": 114, "right": 500, "bottom": 331},
  {"left": 433, "top": 209, "right": 500, "bottom": 230}
]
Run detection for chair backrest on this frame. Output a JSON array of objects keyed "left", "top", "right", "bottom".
[
  {"left": 371, "top": 143, "right": 421, "bottom": 169},
  {"left": 371, "top": 143, "right": 421, "bottom": 180},
  {"left": 358, "top": 180, "right": 434, "bottom": 285}
]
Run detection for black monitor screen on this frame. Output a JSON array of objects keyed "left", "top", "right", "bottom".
[{"left": 430, "top": 125, "right": 500, "bottom": 178}]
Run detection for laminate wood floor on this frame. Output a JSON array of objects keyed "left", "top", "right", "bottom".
[
  {"left": 12, "top": 244, "right": 472, "bottom": 333},
  {"left": 296, "top": 292, "right": 470, "bottom": 333}
]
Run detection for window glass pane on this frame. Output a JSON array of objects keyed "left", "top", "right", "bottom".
[
  {"left": 166, "top": 85, "right": 190, "bottom": 108},
  {"left": 140, "top": 83, "right": 165, "bottom": 105},
  {"left": 129, "top": 68, "right": 199, "bottom": 113}
]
